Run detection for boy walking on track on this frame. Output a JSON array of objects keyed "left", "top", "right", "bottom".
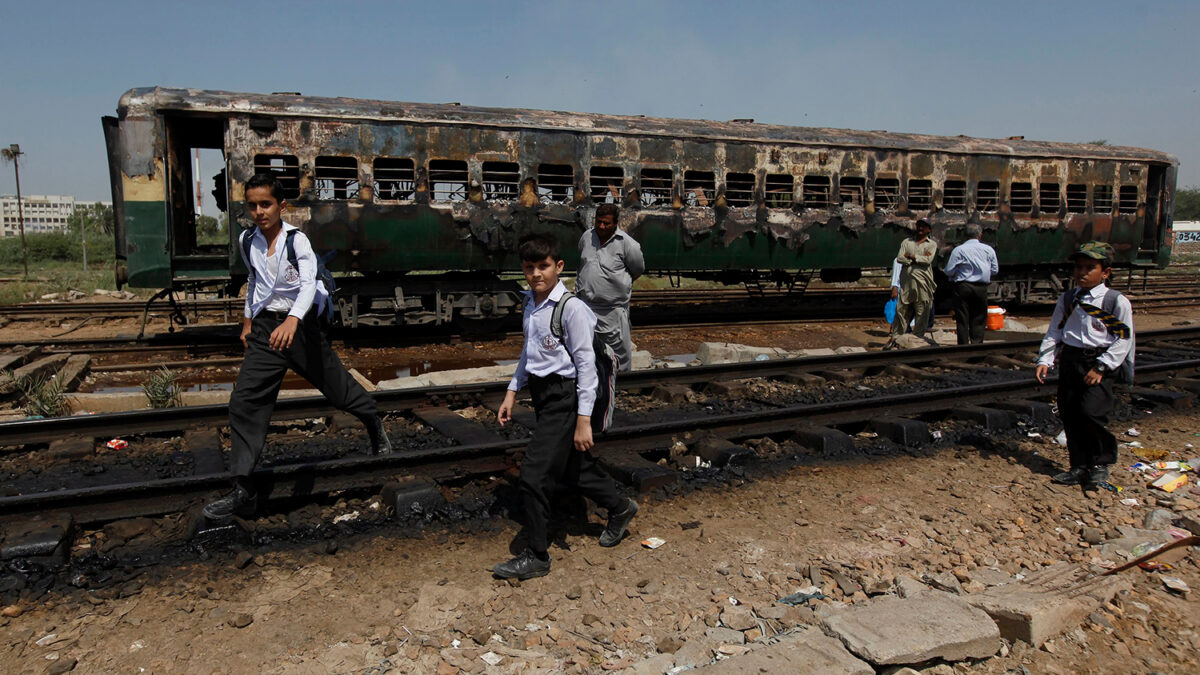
[
  {"left": 203, "top": 173, "right": 391, "bottom": 521},
  {"left": 494, "top": 233, "right": 638, "bottom": 580},
  {"left": 1036, "top": 241, "right": 1134, "bottom": 488}
]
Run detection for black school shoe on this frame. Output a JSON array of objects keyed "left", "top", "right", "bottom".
[
  {"left": 1086, "top": 465, "right": 1110, "bottom": 486},
  {"left": 368, "top": 416, "right": 393, "bottom": 455},
  {"left": 202, "top": 484, "right": 257, "bottom": 520},
  {"left": 1051, "top": 466, "right": 1088, "bottom": 486},
  {"left": 599, "top": 498, "right": 639, "bottom": 547},
  {"left": 493, "top": 549, "right": 551, "bottom": 580}
]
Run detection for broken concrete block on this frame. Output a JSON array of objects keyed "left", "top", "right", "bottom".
[
  {"left": 694, "top": 437, "right": 754, "bottom": 467},
  {"left": 792, "top": 427, "right": 855, "bottom": 457},
  {"left": 965, "top": 562, "right": 1131, "bottom": 646},
  {"left": 381, "top": 481, "right": 445, "bottom": 519},
  {"left": 1, "top": 514, "right": 74, "bottom": 564},
  {"left": 868, "top": 417, "right": 929, "bottom": 446},
  {"left": 822, "top": 591, "right": 1000, "bottom": 665},
  {"left": 694, "top": 626, "right": 872, "bottom": 674}
]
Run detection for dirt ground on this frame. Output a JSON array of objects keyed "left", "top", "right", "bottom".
[{"left": 2, "top": 305, "right": 1200, "bottom": 674}]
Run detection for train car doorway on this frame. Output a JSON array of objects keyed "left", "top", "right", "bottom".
[{"left": 163, "top": 115, "right": 231, "bottom": 279}]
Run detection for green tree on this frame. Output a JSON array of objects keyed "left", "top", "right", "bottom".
[
  {"left": 1177, "top": 187, "right": 1200, "bottom": 221},
  {"left": 196, "top": 214, "right": 223, "bottom": 245},
  {"left": 67, "top": 203, "right": 114, "bottom": 237}
]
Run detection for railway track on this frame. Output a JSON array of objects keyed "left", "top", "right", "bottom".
[{"left": 3, "top": 327, "right": 1199, "bottom": 532}]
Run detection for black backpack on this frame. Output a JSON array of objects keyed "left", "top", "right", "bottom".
[
  {"left": 549, "top": 292, "right": 618, "bottom": 433},
  {"left": 241, "top": 228, "right": 337, "bottom": 327},
  {"left": 1053, "top": 286, "right": 1135, "bottom": 383}
]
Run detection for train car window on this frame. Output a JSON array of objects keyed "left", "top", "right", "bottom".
[
  {"left": 684, "top": 170, "right": 715, "bottom": 207},
  {"left": 429, "top": 159, "right": 469, "bottom": 202},
  {"left": 803, "top": 176, "right": 832, "bottom": 208},
  {"left": 252, "top": 154, "right": 300, "bottom": 200},
  {"left": 536, "top": 164, "right": 573, "bottom": 204},
  {"left": 977, "top": 181, "right": 1000, "bottom": 212},
  {"left": 315, "top": 156, "right": 360, "bottom": 200},
  {"left": 943, "top": 179, "right": 967, "bottom": 210},
  {"left": 874, "top": 178, "right": 900, "bottom": 210},
  {"left": 590, "top": 165, "right": 623, "bottom": 203},
  {"left": 373, "top": 158, "right": 415, "bottom": 201},
  {"left": 1119, "top": 185, "right": 1139, "bottom": 214},
  {"left": 1010, "top": 182, "right": 1033, "bottom": 213},
  {"left": 1038, "top": 182, "right": 1060, "bottom": 214},
  {"left": 1066, "top": 184, "right": 1087, "bottom": 213},
  {"left": 1094, "top": 185, "right": 1113, "bottom": 212},
  {"left": 482, "top": 161, "right": 520, "bottom": 201},
  {"left": 765, "top": 174, "right": 794, "bottom": 208},
  {"left": 640, "top": 168, "right": 674, "bottom": 207},
  {"left": 724, "top": 172, "right": 755, "bottom": 207},
  {"left": 908, "top": 179, "right": 932, "bottom": 210},
  {"left": 839, "top": 177, "right": 865, "bottom": 205}
]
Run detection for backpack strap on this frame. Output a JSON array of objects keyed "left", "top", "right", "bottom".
[
  {"left": 1079, "top": 288, "right": 1131, "bottom": 339},
  {"left": 550, "top": 291, "right": 575, "bottom": 341},
  {"left": 1055, "top": 289, "right": 1076, "bottom": 332},
  {"left": 240, "top": 228, "right": 255, "bottom": 269}
]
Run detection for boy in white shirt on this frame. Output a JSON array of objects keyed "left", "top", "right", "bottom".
[
  {"left": 203, "top": 174, "right": 390, "bottom": 520},
  {"left": 1036, "top": 241, "right": 1134, "bottom": 488},
  {"left": 494, "top": 233, "right": 638, "bottom": 579}
]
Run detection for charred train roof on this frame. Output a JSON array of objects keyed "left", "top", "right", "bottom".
[{"left": 118, "top": 87, "right": 1177, "bottom": 165}]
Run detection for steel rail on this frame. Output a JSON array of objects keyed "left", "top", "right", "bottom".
[
  {"left": 4, "top": 327, "right": 1200, "bottom": 448},
  {"left": 2, "top": 353, "right": 1197, "bottom": 525}
]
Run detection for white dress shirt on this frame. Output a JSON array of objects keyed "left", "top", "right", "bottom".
[
  {"left": 1037, "top": 283, "right": 1134, "bottom": 371},
  {"left": 508, "top": 281, "right": 599, "bottom": 416},
  {"left": 943, "top": 238, "right": 999, "bottom": 283},
  {"left": 241, "top": 221, "right": 329, "bottom": 320}
]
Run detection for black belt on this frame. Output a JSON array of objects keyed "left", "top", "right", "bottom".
[
  {"left": 955, "top": 280, "right": 989, "bottom": 286},
  {"left": 1062, "top": 344, "right": 1104, "bottom": 358},
  {"left": 530, "top": 373, "right": 573, "bottom": 384},
  {"left": 260, "top": 309, "right": 295, "bottom": 322}
]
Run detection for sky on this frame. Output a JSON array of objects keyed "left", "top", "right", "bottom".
[{"left": 2, "top": 0, "right": 1198, "bottom": 208}]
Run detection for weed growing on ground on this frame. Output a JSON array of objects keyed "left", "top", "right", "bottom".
[
  {"left": 5, "top": 370, "right": 70, "bottom": 418},
  {"left": 143, "top": 367, "right": 183, "bottom": 408}
]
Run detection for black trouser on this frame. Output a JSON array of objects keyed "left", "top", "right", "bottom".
[
  {"left": 518, "top": 374, "right": 624, "bottom": 555},
  {"left": 951, "top": 281, "right": 989, "bottom": 345},
  {"left": 1057, "top": 345, "right": 1117, "bottom": 469},
  {"left": 228, "top": 309, "right": 376, "bottom": 477}
]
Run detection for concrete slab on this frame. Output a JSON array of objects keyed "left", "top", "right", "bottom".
[
  {"left": 706, "top": 379, "right": 748, "bottom": 400},
  {"left": 950, "top": 405, "right": 1018, "bottom": 430},
  {"left": 822, "top": 590, "right": 999, "bottom": 665},
  {"left": 779, "top": 370, "right": 826, "bottom": 386},
  {"left": 0, "top": 345, "right": 41, "bottom": 372},
  {"left": 348, "top": 368, "right": 376, "bottom": 392},
  {"left": 1130, "top": 386, "right": 1193, "bottom": 408},
  {"left": 869, "top": 417, "right": 930, "bottom": 446},
  {"left": 965, "top": 562, "right": 1130, "bottom": 646},
  {"left": 599, "top": 452, "right": 678, "bottom": 493},
  {"left": 381, "top": 481, "right": 445, "bottom": 519},
  {"left": 0, "top": 514, "right": 74, "bottom": 565},
  {"left": 694, "top": 627, "right": 872, "bottom": 674},
  {"left": 651, "top": 384, "right": 692, "bottom": 405},
  {"left": 792, "top": 426, "right": 855, "bottom": 457},
  {"left": 631, "top": 350, "right": 654, "bottom": 371},
  {"left": 991, "top": 399, "right": 1056, "bottom": 424},
  {"left": 58, "top": 354, "right": 92, "bottom": 391},
  {"left": 693, "top": 437, "right": 754, "bottom": 467}
]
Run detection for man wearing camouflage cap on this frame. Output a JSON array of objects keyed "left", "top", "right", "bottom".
[{"left": 1036, "top": 241, "right": 1134, "bottom": 488}]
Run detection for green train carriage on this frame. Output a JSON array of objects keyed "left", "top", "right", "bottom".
[{"left": 103, "top": 87, "right": 1177, "bottom": 328}]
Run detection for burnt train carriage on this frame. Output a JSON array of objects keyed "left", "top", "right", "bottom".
[{"left": 103, "top": 87, "right": 1177, "bottom": 328}]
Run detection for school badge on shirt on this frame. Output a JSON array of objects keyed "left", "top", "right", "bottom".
[
  {"left": 540, "top": 334, "right": 560, "bottom": 352},
  {"left": 283, "top": 264, "right": 299, "bottom": 284}
]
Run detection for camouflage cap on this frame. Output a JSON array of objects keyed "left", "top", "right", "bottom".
[{"left": 1070, "top": 240, "right": 1114, "bottom": 264}]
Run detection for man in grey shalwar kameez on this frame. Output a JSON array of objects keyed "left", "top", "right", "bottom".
[
  {"left": 886, "top": 218, "right": 938, "bottom": 348},
  {"left": 577, "top": 203, "right": 645, "bottom": 372}
]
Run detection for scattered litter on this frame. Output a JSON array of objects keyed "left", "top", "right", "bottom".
[
  {"left": 106, "top": 439, "right": 128, "bottom": 451},
  {"left": 641, "top": 537, "right": 666, "bottom": 549},
  {"left": 778, "top": 586, "right": 826, "bottom": 606},
  {"left": 1131, "top": 447, "right": 1168, "bottom": 460},
  {"left": 451, "top": 639, "right": 461, "bottom": 648},
  {"left": 332, "top": 512, "right": 360, "bottom": 524},
  {"left": 34, "top": 634, "right": 58, "bottom": 647},
  {"left": 1129, "top": 462, "right": 1155, "bottom": 473},
  {"left": 1151, "top": 472, "right": 1187, "bottom": 492},
  {"left": 1027, "top": 432, "right": 1042, "bottom": 438},
  {"left": 1140, "top": 560, "right": 1175, "bottom": 572},
  {"left": 1162, "top": 577, "right": 1190, "bottom": 595},
  {"left": 1120, "top": 498, "right": 1140, "bottom": 506},
  {"left": 1097, "top": 482, "right": 1122, "bottom": 493},
  {"left": 1055, "top": 430, "right": 1067, "bottom": 446},
  {"left": 1126, "top": 428, "right": 1140, "bottom": 437},
  {"left": 480, "top": 652, "right": 503, "bottom": 666},
  {"left": 728, "top": 596, "right": 739, "bottom": 606},
  {"left": 1125, "top": 441, "right": 1143, "bottom": 449},
  {"left": 931, "top": 430, "right": 943, "bottom": 440}
]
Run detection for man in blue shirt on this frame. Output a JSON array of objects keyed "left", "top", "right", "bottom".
[{"left": 943, "top": 224, "right": 999, "bottom": 344}]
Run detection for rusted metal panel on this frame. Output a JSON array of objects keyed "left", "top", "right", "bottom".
[{"left": 117, "top": 87, "right": 1178, "bottom": 165}]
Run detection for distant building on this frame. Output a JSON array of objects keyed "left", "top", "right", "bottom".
[{"left": 0, "top": 195, "right": 111, "bottom": 237}]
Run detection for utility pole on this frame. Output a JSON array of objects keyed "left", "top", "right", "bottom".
[
  {"left": 2, "top": 144, "right": 28, "bottom": 279},
  {"left": 81, "top": 204, "right": 88, "bottom": 271}
]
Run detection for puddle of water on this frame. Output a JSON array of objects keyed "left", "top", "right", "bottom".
[{"left": 358, "top": 358, "right": 502, "bottom": 381}]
